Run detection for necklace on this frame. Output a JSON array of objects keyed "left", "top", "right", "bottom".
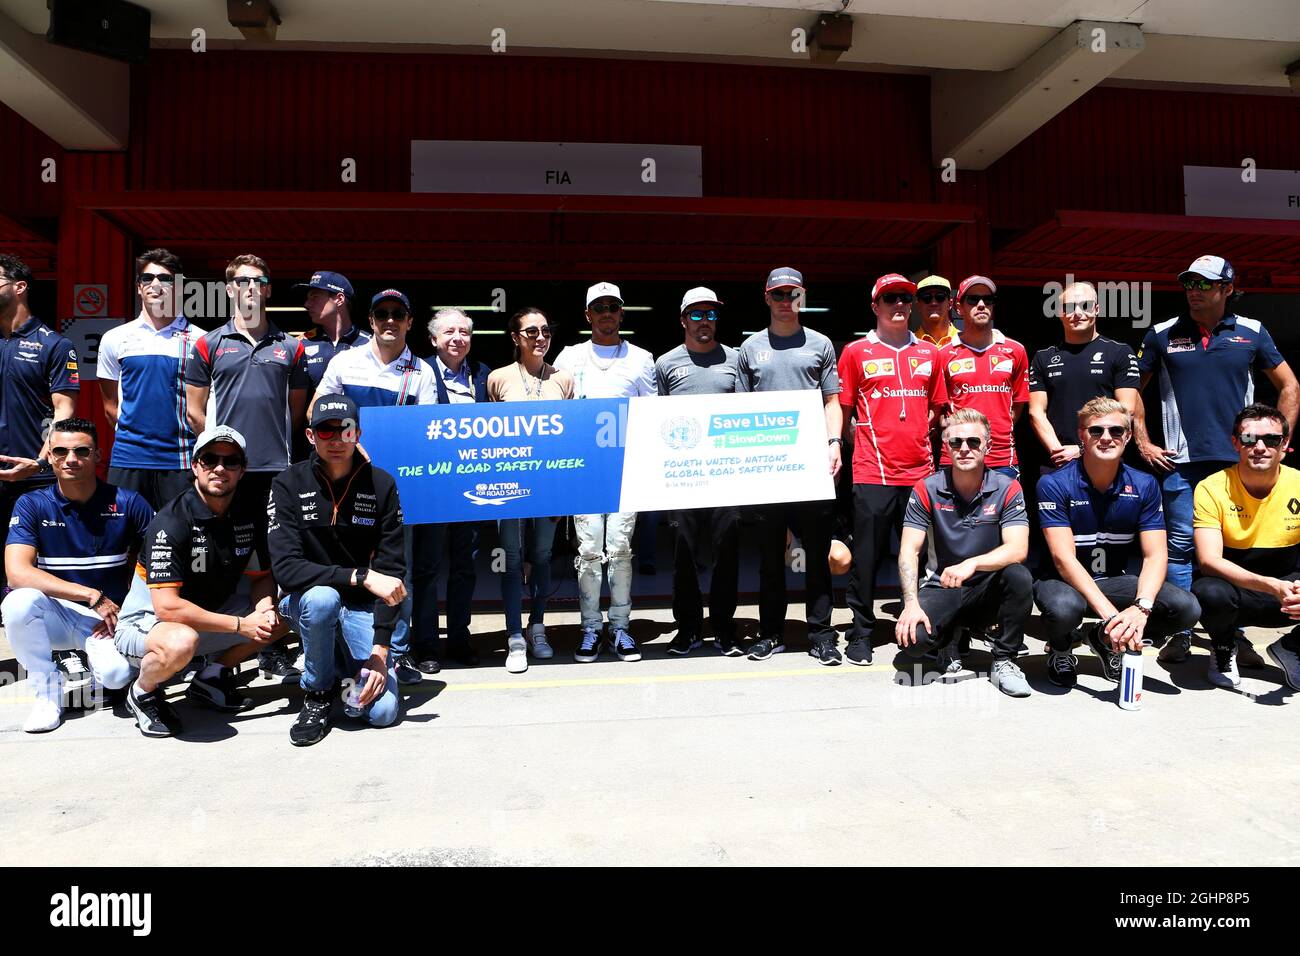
[
  {"left": 518, "top": 362, "right": 545, "bottom": 399},
  {"left": 588, "top": 340, "right": 625, "bottom": 371}
]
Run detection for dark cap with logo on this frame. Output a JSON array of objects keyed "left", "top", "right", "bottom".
[
  {"left": 293, "top": 270, "right": 354, "bottom": 297},
  {"left": 370, "top": 288, "right": 412, "bottom": 311},
  {"left": 310, "top": 394, "right": 360, "bottom": 428},
  {"left": 765, "top": 267, "right": 805, "bottom": 291}
]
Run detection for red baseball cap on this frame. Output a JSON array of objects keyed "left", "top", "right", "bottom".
[
  {"left": 956, "top": 275, "right": 998, "bottom": 301},
  {"left": 871, "top": 273, "right": 917, "bottom": 301}
]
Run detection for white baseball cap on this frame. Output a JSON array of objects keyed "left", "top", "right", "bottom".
[
  {"left": 1179, "top": 255, "right": 1235, "bottom": 284},
  {"left": 680, "top": 287, "right": 723, "bottom": 314},
  {"left": 585, "top": 282, "right": 623, "bottom": 307}
]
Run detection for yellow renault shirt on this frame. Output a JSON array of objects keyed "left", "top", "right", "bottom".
[{"left": 1193, "top": 464, "right": 1300, "bottom": 576}]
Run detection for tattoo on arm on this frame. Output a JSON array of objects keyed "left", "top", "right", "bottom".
[{"left": 899, "top": 553, "right": 920, "bottom": 604}]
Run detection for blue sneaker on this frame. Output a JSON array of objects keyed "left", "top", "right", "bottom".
[{"left": 575, "top": 628, "right": 601, "bottom": 663}]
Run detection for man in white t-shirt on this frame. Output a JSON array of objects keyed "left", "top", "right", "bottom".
[{"left": 553, "top": 282, "right": 655, "bottom": 663}]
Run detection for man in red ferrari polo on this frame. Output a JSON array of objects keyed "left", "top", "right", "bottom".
[
  {"left": 837, "top": 273, "right": 948, "bottom": 665},
  {"left": 939, "top": 275, "right": 1029, "bottom": 480}
]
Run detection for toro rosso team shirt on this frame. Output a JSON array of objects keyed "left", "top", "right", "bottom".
[
  {"left": 939, "top": 330, "right": 1030, "bottom": 468},
  {"left": 837, "top": 331, "right": 947, "bottom": 486},
  {"left": 97, "top": 316, "right": 202, "bottom": 470},
  {"left": 903, "top": 467, "right": 1028, "bottom": 588},
  {"left": 6, "top": 482, "right": 154, "bottom": 605},
  {"left": 1035, "top": 459, "right": 1163, "bottom": 579},
  {"left": 1138, "top": 312, "right": 1284, "bottom": 465},
  {"left": 185, "top": 320, "right": 311, "bottom": 473},
  {"left": 0, "top": 317, "right": 79, "bottom": 470}
]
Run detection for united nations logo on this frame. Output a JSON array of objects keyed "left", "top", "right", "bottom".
[{"left": 661, "top": 416, "right": 702, "bottom": 450}]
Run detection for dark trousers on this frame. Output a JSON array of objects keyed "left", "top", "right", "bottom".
[
  {"left": 753, "top": 500, "right": 834, "bottom": 642},
  {"left": 107, "top": 466, "right": 194, "bottom": 512},
  {"left": 1034, "top": 576, "right": 1202, "bottom": 651},
  {"left": 905, "top": 564, "right": 1033, "bottom": 661},
  {"left": 1192, "top": 573, "right": 1300, "bottom": 651},
  {"left": 670, "top": 506, "right": 740, "bottom": 639},
  {"left": 409, "top": 521, "right": 479, "bottom": 656},
  {"left": 239, "top": 471, "right": 277, "bottom": 511},
  {"left": 846, "top": 483, "right": 911, "bottom": 639}
]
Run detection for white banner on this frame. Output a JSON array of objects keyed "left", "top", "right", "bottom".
[
  {"left": 1184, "top": 165, "right": 1300, "bottom": 220},
  {"left": 619, "top": 390, "right": 835, "bottom": 512},
  {"left": 411, "top": 140, "right": 702, "bottom": 196}
]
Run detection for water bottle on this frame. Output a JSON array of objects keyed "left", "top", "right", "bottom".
[
  {"left": 344, "top": 668, "right": 371, "bottom": 717},
  {"left": 1118, "top": 650, "right": 1143, "bottom": 711}
]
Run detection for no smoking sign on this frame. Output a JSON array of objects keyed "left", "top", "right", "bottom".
[{"left": 73, "top": 283, "right": 108, "bottom": 318}]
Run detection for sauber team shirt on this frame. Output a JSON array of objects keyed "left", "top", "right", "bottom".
[
  {"left": 939, "top": 330, "right": 1030, "bottom": 468},
  {"left": 837, "top": 331, "right": 947, "bottom": 486}
]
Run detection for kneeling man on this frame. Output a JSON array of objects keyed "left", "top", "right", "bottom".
[
  {"left": 1034, "top": 397, "right": 1200, "bottom": 687},
  {"left": 895, "top": 409, "right": 1034, "bottom": 697},
  {"left": 270, "top": 396, "right": 407, "bottom": 745}
]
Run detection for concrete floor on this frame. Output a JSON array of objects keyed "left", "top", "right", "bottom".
[{"left": 1, "top": 603, "right": 1297, "bottom": 867}]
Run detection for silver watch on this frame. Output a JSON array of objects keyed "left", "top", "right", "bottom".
[{"left": 1134, "top": 598, "right": 1154, "bottom": 615}]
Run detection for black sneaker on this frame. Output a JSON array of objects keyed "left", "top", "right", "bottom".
[
  {"left": 186, "top": 667, "right": 255, "bottom": 712},
  {"left": 747, "top": 636, "right": 785, "bottom": 661},
  {"left": 716, "top": 633, "right": 744, "bottom": 657},
  {"left": 127, "top": 683, "right": 183, "bottom": 737},
  {"left": 447, "top": 644, "right": 480, "bottom": 667},
  {"left": 1016, "top": 641, "right": 1031, "bottom": 658},
  {"left": 1085, "top": 625, "right": 1122, "bottom": 683},
  {"left": 258, "top": 647, "right": 302, "bottom": 683},
  {"left": 1046, "top": 649, "right": 1079, "bottom": 688},
  {"left": 845, "top": 637, "right": 873, "bottom": 666},
  {"left": 393, "top": 654, "right": 423, "bottom": 685},
  {"left": 290, "top": 690, "right": 333, "bottom": 747},
  {"left": 415, "top": 657, "right": 442, "bottom": 675},
  {"left": 667, "top": 631, "right": 702, "bottom": 656},
  {"left": 809, "top": 637, "right": 842, "bottom": 666}
]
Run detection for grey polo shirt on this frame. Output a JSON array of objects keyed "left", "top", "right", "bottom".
[
  {"left": 735, "top": 327, "right": 840, "bottom": 397},
  {"left": 903, "top": 467, "right": 1028, "bottom": 587},
  {"left": 654, "top": 343, "right": 740, "bottom": 396}
]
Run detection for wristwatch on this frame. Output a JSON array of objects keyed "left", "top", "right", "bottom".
[
  {"left": 36, "top": 458, "right": 53, "bottom": 476},
  {"left": 355, "top": 567, "right": 370, "bottom": 587},
  {"left": 1134, "top": 598, "right": 1154, "bottom": 615},
  {"left": 828, "top": 437, "right": 843, "bottom": 446}
]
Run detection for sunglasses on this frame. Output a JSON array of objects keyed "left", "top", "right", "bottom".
[
  {"left": 686, "top": 310, "right": 719, "bottom": 322},
  {"left": 372, "top": 308, "right": 408, "bottom": 321},
  {"left": 312, "top": 426, "right": 356, "bottom": 442},
  {"left": 50, "top": 445, "right": 93, "bottom": 460},
  {"left": 961, "top": 293, "right": 997, "bottom": 306},
  {"left": 917, "top": 291, "right": 949, "bottom": 304},
  {"left": 518, "top": 326, "right": 553, "bottom": 339},
  {"left": 1182, "top": 279, "right": 1225, "bottom": 292},
  {"left": 1062, "top": 299, "right": 1097, "bottom": 313},
  {"left": 946, "top": 436, "right": 983, "bottom": 451},
  {"left": 138, "top": 273, "right": 176, "bottom": 286},
  {"left": 880, "top": 293, "right": 915, "bottom": 306},
  {"left": 197, "top": 452, "right": 246, "bottom": 470},
  {"left": 1086, "top": 425, "right": 1129, "bottom": 440},
  {"left": 1238, "top": 432, "right": 1285, "bottom": 449},
  {"left": 231, "top": 275, "right": 270, "bottom": 287},
  {"left": 589, "top": 302, "right": 622, "bottom": 315},
  {"left": 767, "top": 289, "right": 801, "bottom": 302}
]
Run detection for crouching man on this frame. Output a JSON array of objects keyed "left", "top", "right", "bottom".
[
  {"left": 114, "top": 425, "right": 288, "bottom": 737},
  {"left": 895, "top": 409, "right": 1035, "bottom": 697},
  {"left": 270, "top": 396, "right": 407, "bottom": 746},
  {"left": 2, "top": 418, "right": 153, "bottom": 732}
]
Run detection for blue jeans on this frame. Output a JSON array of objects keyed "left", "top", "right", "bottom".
[
  {"left": 279, "top": 587, "right": 401, "bottom": 728},
  {"left": 1160, "top": 460, "right": 1233, "bottom": 592},
  {"left": 399, "top": 521, "right": 479, "bottom": 658},
  {"left": 498, "top": 516, "right": 559, "bottom": 636}
]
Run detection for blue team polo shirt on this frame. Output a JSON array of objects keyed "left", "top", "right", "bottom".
[
  {"left": 5, "top": 481, "right": 154, "bottom": 604},
  {"left": 0, "top": 317, "right": 79, "bottom": 468},
  {"left": 1138, "top": 313, "right": 1284, "bottom": 464},
  {"left": 302, "top": 324, "right": 370, "bottom": 390},
  {"left": 1035, "top": 459, "right": 1164, "bottom": 579}
]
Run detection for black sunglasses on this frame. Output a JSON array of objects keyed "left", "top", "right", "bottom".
[
  {"left": 946, "top": 436, "right": 983, "bottom": 450},
  {"left": 1183, "top": 279, "right": 1226, "bottom": 292},
  {"left": 917, "top": 291, "right": 949, "bottom": 304},
  {"left": 197, "top": 452, "right": 246, "bottom": 470},
  {"left": 1062, "top": 299, "right": 1097, "bottom": 313},
  {"left": 880, "top": 293, "right": 915, "bottom": 306},
  {"left": 518, "top": 326, "right": 553, "bottom": 339},
  {"left": 768, "top": 289, "right": 801, "bottom": 302},
  {"left": 589, "top": 302, "right": 622, "bottom": 314},
  {"left": 50, "top": 445, "right": 93, "bottom": 460},
  {"left": 961, "top": 293, "right": 997, "bottom": 306},
  {"left": 1238, "top": 432, "right": 1285, "bottom": 449},
  {"left": 372, "top": 308, "right": 408, "bottom": 321},
  {"left": 686, "top": 310, "right": 719, "bottom": 322},
  {"left": 231, "top": 276, "right": 270, "bottom": 287},
  {"left": 138, "top": 273, "right": 176, "bottom": 286},
  {"left": 1086, "top": 425, "right": 1129, "bottom": 440}
]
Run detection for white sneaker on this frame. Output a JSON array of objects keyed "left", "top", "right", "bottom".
[
  {"left": 23, "top": 675, "right": 63, "bottom": 733},
  {"left": 505, "top": 634, "right": 529, "bottom": 674},
  {"left": 527, "top": 623, "right": 554, "bottom": 660},
  {"left": 1208, "top": 645, "right": 1241, "bottom": 689}
]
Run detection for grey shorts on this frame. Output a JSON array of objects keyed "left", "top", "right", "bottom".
[{"left": 114, "top": 595, "right": 255, "bottom": 661}]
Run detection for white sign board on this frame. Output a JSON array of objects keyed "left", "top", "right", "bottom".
[
  {"left": 412, "top": 140, "right": 702, "bottom": 196},
  {"left": 60, "top": 318, "right": 125, "bottom": 382},
  {"left": 1184, "top": 165, "right": 1300, "bottom": 220},
  {"left": 619, "top": 390, "right": 835, "bottom": 513}
]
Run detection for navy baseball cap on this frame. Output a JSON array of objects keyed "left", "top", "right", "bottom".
[
  {"left": 370, "top": 288, "right": 412, "bottom": 311},
  {"left": 765, "top": 267, "right": 804, "bottom": 291},
  {"left": 310, "top": 394, "right": 360, "bottom": 428},
  {"left": 294, "top": 271, "right": 354, "bottom": 297}
]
